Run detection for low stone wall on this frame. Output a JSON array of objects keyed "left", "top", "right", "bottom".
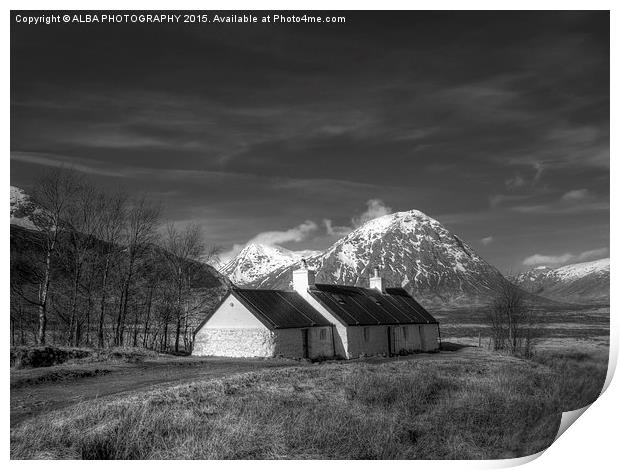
[{"left": 193, "top": 328, "right": 276, "bottom": 357}]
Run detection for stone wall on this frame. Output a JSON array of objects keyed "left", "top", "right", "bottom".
[
  {"left": 193, "top": 328, "right": 276, "bottom": 357},
  {"left": 344, "top": 323, "right": 440, "bottom": 357},
  {"left": 346, "top": 325, "right": 390, "bottom": 358},
  {"left": 273, "top": 327, "right": 335, "bottom": 359},
  {"left": 391, "top": 325, "right": 422, "bottom": 354},
  {"left": 420, "top": 324, "right": 440, "bottom": 351},
  {"left": 272, "top": 329, "right": 304, "bottom": 358},
  {"left": 308, "top": 326, "right": 335, "bottom": 358}
]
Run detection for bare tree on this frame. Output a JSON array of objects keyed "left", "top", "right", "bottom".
[
  {"left": 485, "top": 280, "right": 538, "bottom": 356},
  {"left": 115, "top": 196, "right": 160, "bottom": 346},
  {"left": 64, "top": 182, "right": 103, "bottom": 346},
  {"left": 25, "top": 168, "right": 82, "bottom": 345},
  {"left": 162, "top": 223, "right": 205, "bottom": 353},
  {"left": 95, "top": 191, "right": 127, "bottom": 348}
]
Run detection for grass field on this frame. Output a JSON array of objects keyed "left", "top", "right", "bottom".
[
  {"left": 436, "top": 305, "right": 610, "bottom": 350},
  {"left": 10, "top": 304, "right": 610, "bottom": 460},
  {"left": 10, "top": 344, "right": 607, "bottom": 460}
]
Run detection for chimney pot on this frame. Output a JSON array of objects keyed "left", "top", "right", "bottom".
[
  {"left": 293, "top": 261, "right": 315, "bottom": 293},
  {"left": 370, "top": 266, "right": 384, "bottom": 292}
]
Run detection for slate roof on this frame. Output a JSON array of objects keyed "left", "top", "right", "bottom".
[
  {"left": 230, "top": 288, "right": 332, "bottom": 329},
  {"left": 308, "top": 284, "right": 437, "bottom": 326}
]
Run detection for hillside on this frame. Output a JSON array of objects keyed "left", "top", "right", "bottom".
[
  {"left": 10, "top": 186, "right": 35, "bottom": 229},
  {"left": 512, "top": 258, "right": 609, "bottom": 304}
]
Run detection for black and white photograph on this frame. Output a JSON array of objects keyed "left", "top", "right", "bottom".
[{"left": 8, "top": 7, "right": 612, "bottom": 461}]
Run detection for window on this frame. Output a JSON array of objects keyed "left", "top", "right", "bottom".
[
  {"left": 319, "top": 328, "right": 327, "bottom": 340},
  {"left": 403, "top": 326, "right": 408, "bottom": 340},
  {"left": 363, "top": 327, "right": 370, "bottom": 342}
]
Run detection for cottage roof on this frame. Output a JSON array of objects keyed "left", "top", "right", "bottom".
[
  {"left": 231, "top": 288, "right": 333, "bottom": 329},
  {"left": 308, "top": 284, "right": 437, "bottom": 326}
]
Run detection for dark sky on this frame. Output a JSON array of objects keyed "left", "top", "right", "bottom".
[{"left": 10, "top": 11, "right": 610, "bottom": 271}]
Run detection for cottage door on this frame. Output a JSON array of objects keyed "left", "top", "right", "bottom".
[{"left": 301, "top": 329, "right": 309, "bottom": 358}]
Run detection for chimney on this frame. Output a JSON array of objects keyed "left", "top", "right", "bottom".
[
  {"left": 369, "top": 266, "right": 384, "bottom": 292},
  {"left": 293, "top": 259, "right": 315, "bottom": 293}
]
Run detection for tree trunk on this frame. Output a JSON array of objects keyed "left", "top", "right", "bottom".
[
  {"left": 69, "top": 265, "right": 81, "bottom": 346},
  {"left": 142, "top": 286, "right": 154, "bottom": 349},
  {"left": 174, "top": 269, "right": 182, "bottom": 353},
  {"left": 37, "top": 239, "right": 55, "bottom": 345},
  {"left": 98, "top": 255, "right": 111, "bottom": 348},
  {"left": 116, "top": 257, "right": 134, "bottom": 346}
]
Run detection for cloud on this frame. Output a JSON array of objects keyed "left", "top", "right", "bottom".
[
  {"left": 323, "top": 218, "right": 351, "bottom": 237},
  {"left": 220, "top": 199, "right": 393, "bottom": 266},
  {"left": 522, "top": 253, "right": 574, "bottom": 266},
  {"left": 505, "top": 161, "right": 543, "bottom": 190},
  {"left": 352, "top": 199, "right": 392, "bottom": 227},
  {"left": 489, "top": 193, "right": 531, "bottom": 208},
  {"left": 250, "top": 220, "right": 318, "bottom": 246},
  {"left": 513, "top": 188, "right": 608, "bottom": 214},
  {"left": 218, "top": 220, "right": 319, "bottom": 266},
  {"left": 505, "top": 174, "right": 525, "bottom": 189},
  {"left": 533, "top": 161, "right": 544, "bottom": 182},
  {"left": 323, "top": 199, "right": 394, "bottom": 238},
  {"left": 522, "top": 247, "right": 609, "bottom": 267},
  {"left": 576, "top": 247, "right": 609, "bottom": 260},
  {"left": 480, "top": 236, "right": 494, "bottom": 245},
  {"left": 561, "top": 189, "right": 589, "bottom": 201}
]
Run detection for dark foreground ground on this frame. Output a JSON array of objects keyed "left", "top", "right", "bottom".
[
  {"left": 11, "top": 347, "right": 472, "bottom": 428},
  {"left": 11, "top": 355, "right": 303, "bottom": 428}
]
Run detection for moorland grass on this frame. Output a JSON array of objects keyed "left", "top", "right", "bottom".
[{"left": 11, "top": 348, "right": 608, "bottom": 460}]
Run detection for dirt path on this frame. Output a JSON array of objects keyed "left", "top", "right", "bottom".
[
  {"left": 11, "top": 346, "right": 485, "bottom": 429},
  {"left": 10, "top": 356, "right": 303, "bottom": 428}
]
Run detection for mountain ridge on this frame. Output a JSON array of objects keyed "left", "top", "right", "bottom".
[
  {"left": 511, "top": 258, "right": 609, "bottom": 304},
  {"left": 236, "top": 210, "right": 514, "bottom": 308}
]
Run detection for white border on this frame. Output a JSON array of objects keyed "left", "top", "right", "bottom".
[{"left": 4, "top": 2, "right": 616, "bottom": 468}]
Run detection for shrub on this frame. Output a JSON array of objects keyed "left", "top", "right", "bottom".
[{"left": 11, "top": 346, "right": 92, "bottom": 368}]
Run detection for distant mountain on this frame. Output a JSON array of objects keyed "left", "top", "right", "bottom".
[
  {"left": 10, "top": 186, "right": 36, "bottom": 229},
  {"left": 220, "top": 243, "right": 320, "bottom": 286},
  {"left": 512, "top": 258, "right": 609, "bottom": 304},
  {"left": 246, "top": 210, "right": 514, "bottom": 308}
]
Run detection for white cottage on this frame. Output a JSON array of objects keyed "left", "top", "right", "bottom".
[
  {"left": 291, "top": 266, "right": 440, "bottom": 359},
  {"left": 193, "top": 288, "right": 335, "bottom": 359},
  {"left": 193, "top": 266, "right": 440, "bottom": 360}
]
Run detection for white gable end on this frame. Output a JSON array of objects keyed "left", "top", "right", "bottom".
[{"left": 202, "top": 293, "right": 268, "bottom": 329}]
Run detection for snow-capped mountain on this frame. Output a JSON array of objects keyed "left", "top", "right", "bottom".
[
  {"left": 220, "top": 243, "right": 320, "bottom": 286},
  {"left": 247, "top": 210, "right": 513, "bottom": 308},
  {"left": 10, "top": 185, "right": 35, "bottom": 229},
  {"left": 512, "top": 258, "right": 609, "bottom": 304}
]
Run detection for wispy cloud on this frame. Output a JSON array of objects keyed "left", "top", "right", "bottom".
[
  {"left": 218, "top": 219, "right": 319, "bottom": 265},
  {"left": 513, "top": 189, "right": 608, "bottom": 214},
  {"left": 323, "top": 218, "right": 351, "bottom": 237},
  {"left": 522, "top": 246, "right": 608, "bottom": 266},
  {"left": 561, "top": 189, "right": 590, "bottom": 201},
  {"left": 11, "top": 151, "right": 128, "bottom": 178},
  {"left": 352, "top": 199, "right": 392, "bottom": 227},
  {"left": 481, "top": 236, "right": 494, "bottom": 245}
]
